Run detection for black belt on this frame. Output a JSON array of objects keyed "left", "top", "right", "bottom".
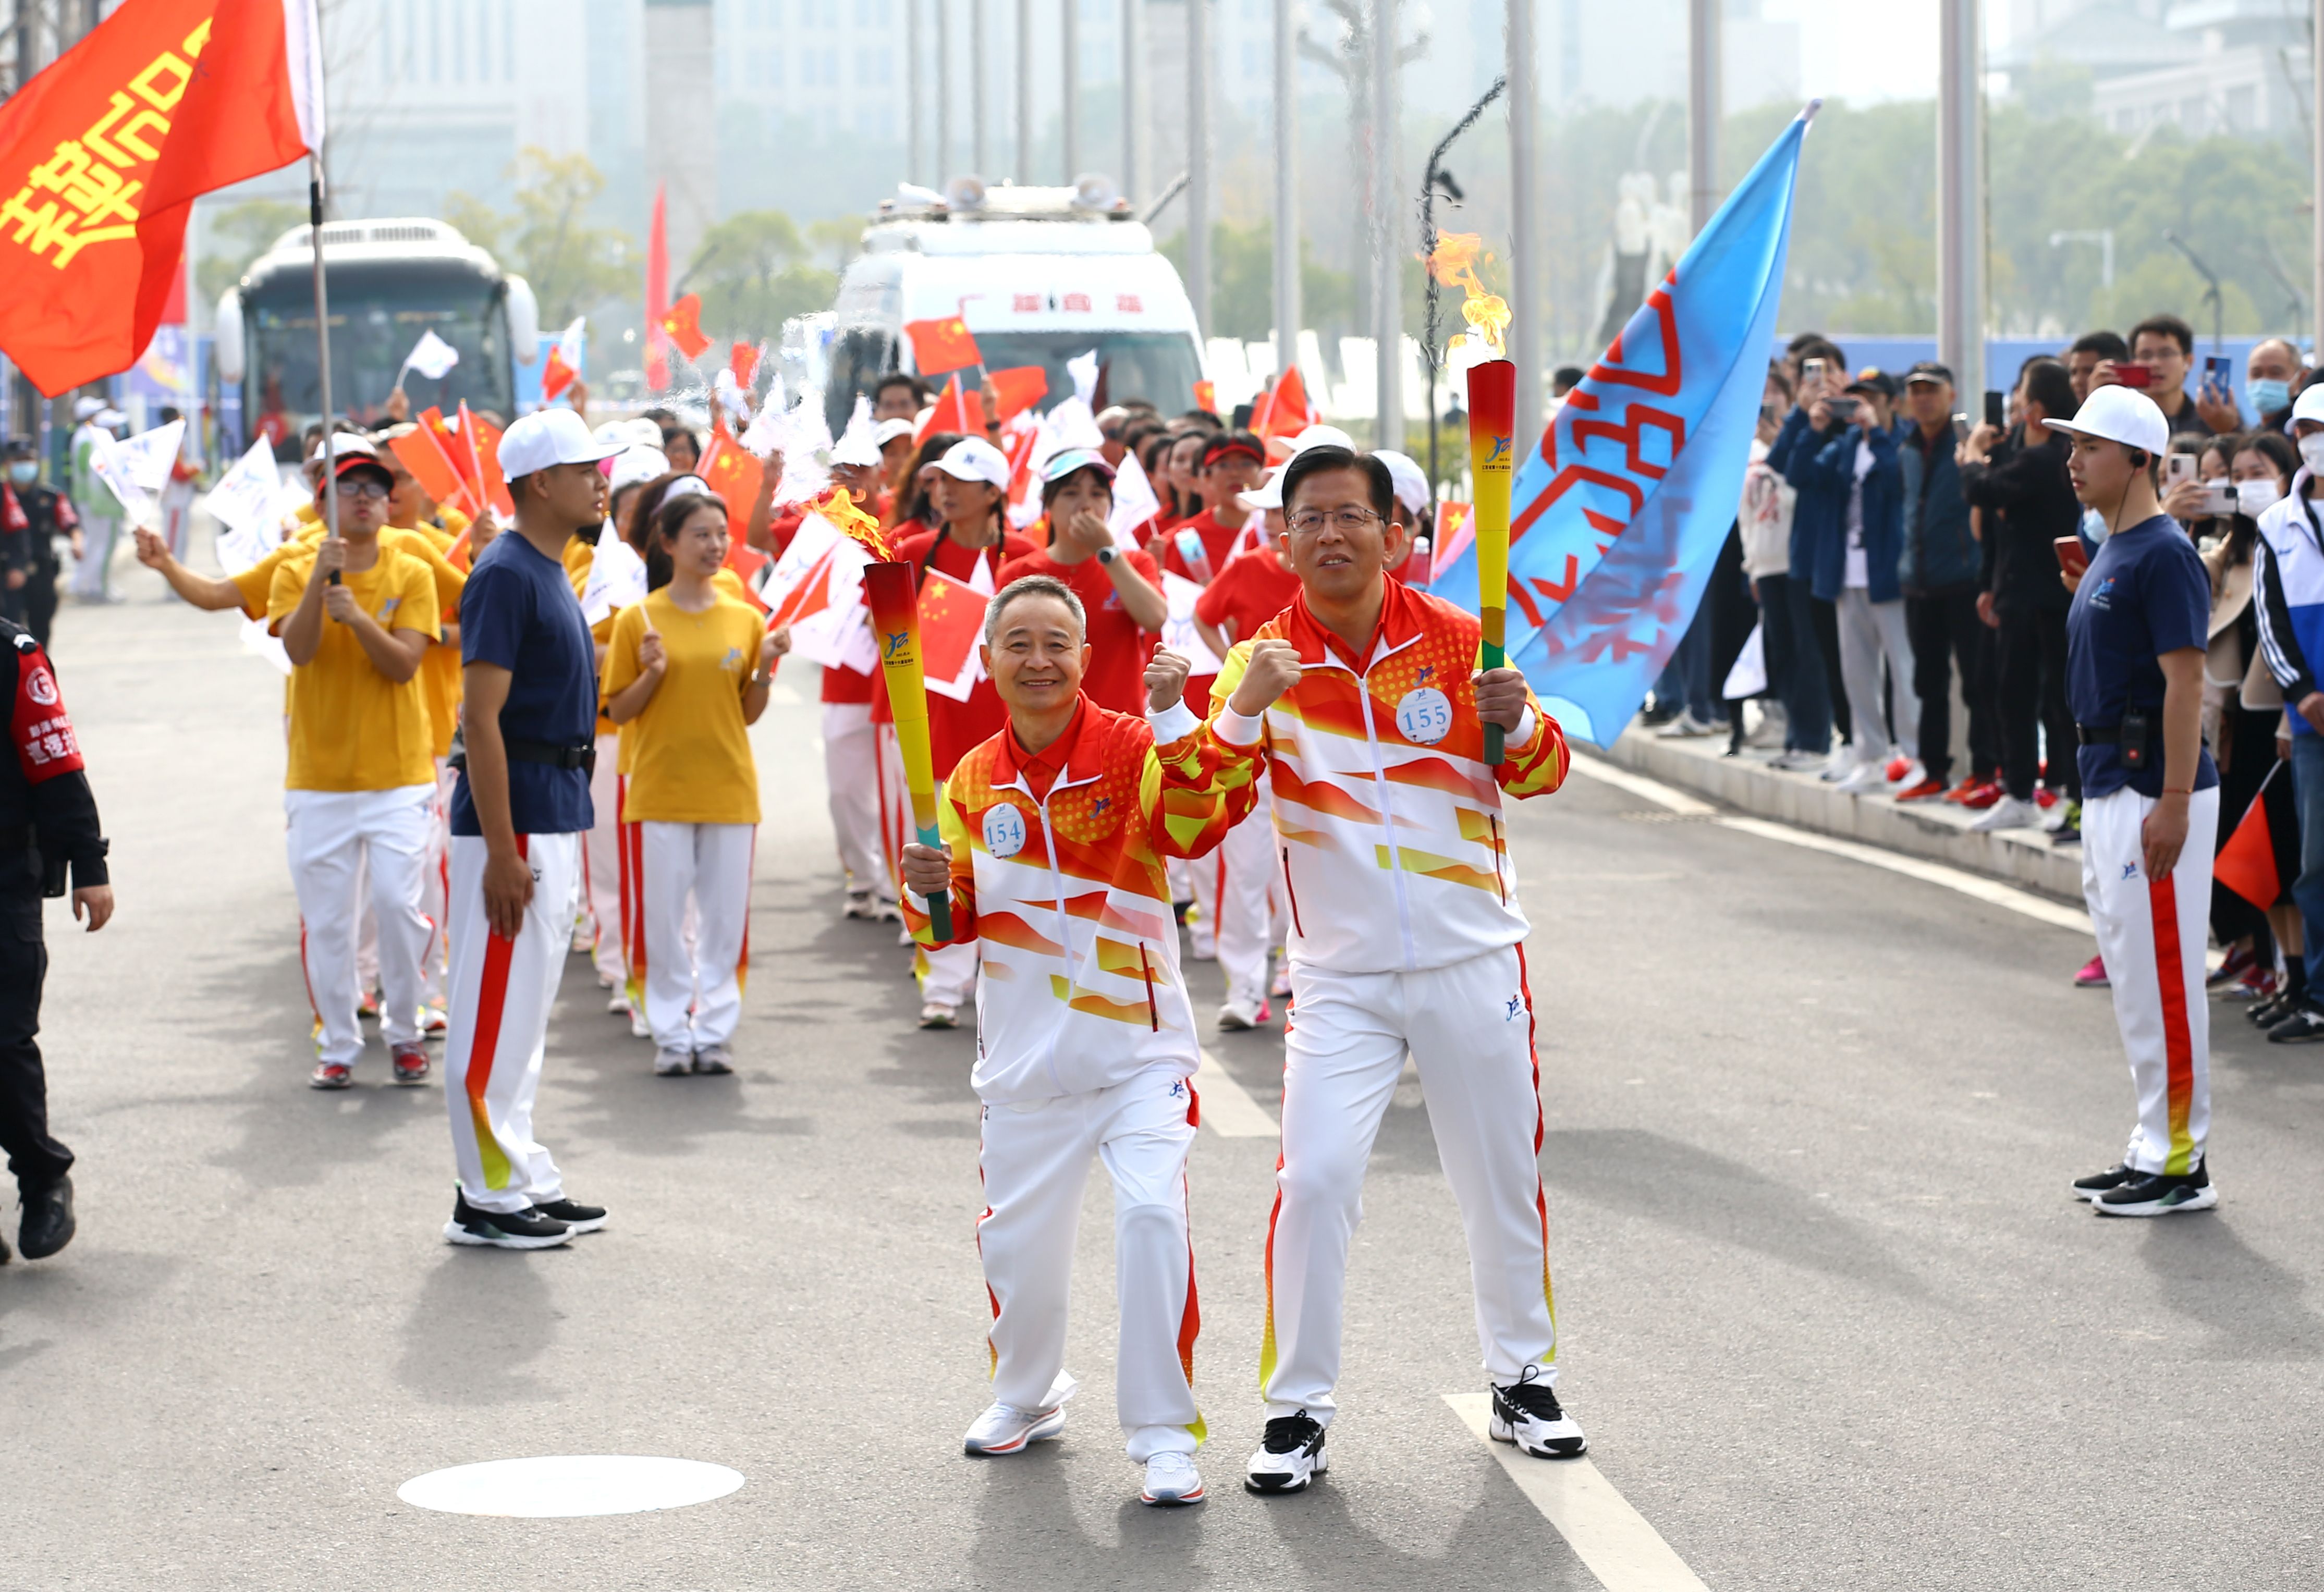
[
  {"left": 2076, "top": 724, "right": 2118, "bottom": 745},
  {"left": 505, "top": 738, "right": 596, "bottom": 773}
]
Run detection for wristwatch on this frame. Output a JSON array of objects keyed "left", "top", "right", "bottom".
[{"left": 1095, "top": 545, "right": 1117, "bottom": 566}]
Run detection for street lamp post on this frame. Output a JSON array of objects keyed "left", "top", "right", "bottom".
[
  {"left": 1121, "top": 0, "right": 1143, "bottom": 201},
  {"left": 938, "top": 0, "right": 953, "bottom": 179},
  {"left": 1686, "top": 0, "right": 1719, "bottom": 235},
  {"left": 1936, "top": 0, "right": 1984, "bottom": 405},
  {"left": 1018, "top": 0, "right": 1033, "bottom": 181},
  {"left": 1507, "top": 0, "right": 1540, "bottom": 455},
  {"left": 1188, "top": 0, "right": 1211, "bottom": 337},
  {"left": 973, "top": 0, "right": 989, "bottom": 175},
  {"left": 1272, "top": 0, "right": 1299, "bottom": 382},
  {"left": 1371, "top": 0, "right": 1402, "bottom": 449},
  {"left": 1063, "top": 0, "right": 1078, "bottom": 179}
]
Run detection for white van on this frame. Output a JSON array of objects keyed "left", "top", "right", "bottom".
[{"left": 823, "top": 178, "right": 1207, "bottom": 437}]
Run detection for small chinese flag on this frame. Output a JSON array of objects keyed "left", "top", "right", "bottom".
[
  {"left": 1193, "top": 379, "right": 1217, "bottom": 414},
  {"left": 662, "top": 292, "right": 711, "bottom": 360},
  {"left": 987, "top": 365, "right": 1049, "bottom": 423},
  {"left": 918, "top": 567, "right": 991, "bottom": 692},
  {"left": 388, "top": 423, "right": 469, "bottom": 517},
  {"left": 730, "top": 341, "right": 760, "bottom": 391},
  {"left": 903, "top": 316, "right": 981, "bottom": 375},
  {"left": 2216, "top": 769, "right": 2282, "bottom": 910},
  {"left": 915, "top": 374, "right": 988, "bottom": 444},
  {"left": 461, "top": 403, "right": 513, "bottom": 518},
  {"left": 420, "top": 406, "right": 482, "bottom": 515},
  {"left": 700, "top": 420, "right": 770, "bottom": 596},
  {"left": 0, "top": 0, "right": 324, "bottom": 395},
  {"left": 541, "top": 316, "right": 585, "bottom": 401},
  {"left": 1252, "top": 365, "right": 1316, "bottom": 442}
]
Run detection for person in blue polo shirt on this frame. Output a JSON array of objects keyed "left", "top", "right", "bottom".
[
  {"left": 2051, "top": 384, "right": 2220, "bottom": 1218},
  {"left": 439, "top": 409, "right": 624, "bottom": 1250}
]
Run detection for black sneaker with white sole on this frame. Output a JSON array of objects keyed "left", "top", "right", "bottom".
[
  {"left": 530, "top": 1197, "right": 606, "bottom": 1234},
  {"left": 2268, "top": 1003, "right": 2324, "bottom": 1043},
  {"left": 444, "top": 1190, "right": 571, "bottom": 1248},
  {"left": 2071, "top": 1162, "right": 2137, "bottom": 1203},
  {"left": 1244, "top": 1412, "right": 1327, "bottom": 1493},
  {"left": 2094, "top": 1162, "right": 2217, "bottom": 1217},
  {"left": 1491, "top": 1366, "right": 1587, "bottom": 1458}
]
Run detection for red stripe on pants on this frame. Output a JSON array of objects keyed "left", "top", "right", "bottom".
[
  {"left": 2147, "top": 870, "right": 2195, "bottom": 1160},
  {"left": 464, "top": 834, "right": 527, "bottom": 1110}
]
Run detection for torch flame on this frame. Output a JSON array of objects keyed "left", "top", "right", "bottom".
[
  {"left": 1427, "top": 231, "right": 1511, "bottom": 354},
  {"left": 811, "top": 484, "right": 897, "bottom": 561}
]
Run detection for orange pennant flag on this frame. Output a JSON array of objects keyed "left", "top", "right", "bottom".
[
  {"left": 420, "top": 406, "right": 482, "bottom": 515},
  {"left": 729, "top": 341, "right": 760, "bottom": 391},
  {"left": 388, "top": 424, "right": 470, "bottom": 517},
  {"left": 903, "top": 315, "right": 981, "bottom": 375},
  {"left": 987, "top": 365, "right": 1049, "bottom": 422},
  {"left": 460, "top": 403, "right": 514, "bottom": 518},
  {"left": 662, "top": 292, "right": 711, "bottom": 360},
  {"left": 2216, "top": 767, "right": 2283, "bottom": 909}
]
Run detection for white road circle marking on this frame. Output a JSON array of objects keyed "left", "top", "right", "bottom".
[{"left": 396, "top": 1456, "right": 744, "bottom": 1517}]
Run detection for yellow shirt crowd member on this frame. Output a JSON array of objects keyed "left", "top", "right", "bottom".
[
  {"left": 602, "top": 587, "right": 766, "bottom": 825},
  {"left": 267, "top": 544, "right": 442, "bottom": 792},
  {"left": 608, "top": 565, "right": 756, "bottom": 781}
]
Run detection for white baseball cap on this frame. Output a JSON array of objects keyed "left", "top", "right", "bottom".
[
  {"left": 1371, "top": 449, "right": 1430, "bottom": 514},
  {"left": 2047, "top": 384, "right": 2168, "bottom": 457},
  {"left": 306, "top": 433, "right": 379, "bottom": 463},
  {"left": 72, "top": 396, "right": 107, "bottom": 421},
  {"left": 873, "top": 417, "right": 918, "bottom": 446},
  {"left": 932, "top": 437, "right": 1010, "bottom": 490},
  {"left": 498, "top": 407, "right": 625, "bottom": 479},
  {"left": 1289, "top": 424, "right": 1356, "bottom": 455},
  {"left": 1238, "top": 467, "right": 1286, "bottom": 511},
  {"left": 2291, "top": 382, "right": 2324, "bottom": 427},
  {"left": 608, "top": 445, "right": 670, "bottom": 493}
]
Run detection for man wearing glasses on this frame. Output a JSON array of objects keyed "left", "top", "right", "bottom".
[
  {"left": 1146, "top": 445, "right": 1586, "bottom": 1494},
  {"left": 270, "top": 446, "right": 445, "bottom": 1089}
]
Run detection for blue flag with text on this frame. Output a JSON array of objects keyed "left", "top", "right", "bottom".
[{"left": 1429, "top": 105, "right": 1812, "bottom": 745}]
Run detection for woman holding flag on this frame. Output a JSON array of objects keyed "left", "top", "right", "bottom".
[{"left": 602, "top": 488, "right": 788, "bottom": 1075}]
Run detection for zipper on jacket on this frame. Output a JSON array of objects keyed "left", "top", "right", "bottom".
[
  {"left": 1487, "top": 812, "right": 1509, "bottom": 904},
  {"left": 1280, "top": 845, "right": 1305, "bottom": 938},
  {"left": 1352, "top": 673, "right": 1418, "bottom": 969},
  {"left": 1136, "top": 942, "right": 1160, "bottom": 1032},
  {"left": 1035, "top": 793, "right": 1075, "bottom": 1098}
]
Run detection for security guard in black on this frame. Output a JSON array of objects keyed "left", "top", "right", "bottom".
[
  {"left": 0, "top": 618, "right": 110, "bottom": 1262},
  {"left": 1, "top": 439, "right": 79, "bottom": 650}
]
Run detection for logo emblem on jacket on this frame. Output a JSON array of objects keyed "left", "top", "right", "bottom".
[
  {"left": 1505, "top": 995, "right": 1524, "bottom": 1021},
  {"left": 983, "top": 803, "right": 1028, "bottom": 860},
  {"left": 1396, "top": 686, "right": 1452, "bottom": 745},
  {"left": 25, "top": 666, "right": 57, "bottom": 707}
]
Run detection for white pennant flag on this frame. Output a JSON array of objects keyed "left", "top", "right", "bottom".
[
  {"left": 401, "top": 328, "right": 460, "bottom": 383},
  {"left": 1068, "top": 348, "right": 1100, "bottom": 405},
  {"left": 1107, "top": 448, "right": 1161, "bottom": 542},
  {"left": 579, "top": 533, "right": 650, "bottom": 625},
  {"left": 1159, "top": 570, "right": 1225, "bottom": 677},
  {"left": 89, "top": 419, "right": 185, "bottom": 528},
  {"left": 205, "top": 435, "right": 288, "bottom": 575}
]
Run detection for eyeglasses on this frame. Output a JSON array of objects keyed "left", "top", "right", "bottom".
[
  {"left": 1286, "top": 506, "right": 1386, "bottom": 535},
  {"left": 334, "top": 479, "right": 390, "bottom": 501}
]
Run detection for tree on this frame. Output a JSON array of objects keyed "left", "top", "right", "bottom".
[
  {"left": 195, "top": 198, "right": 307, "bottom": 308},
  {"left": 682, "top": 210, "right": 840, "bottom": 340},
  {"left": 443, "top": 148, "right": 638, "bottom": 328}
]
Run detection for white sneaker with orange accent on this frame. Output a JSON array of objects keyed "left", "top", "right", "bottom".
[
  {"left": 1140, "top": 1451, "right": 1205, "bottom": 1505},
  {"left": 962, "top": 1401, "right": 1066, "bottom": 1455}
]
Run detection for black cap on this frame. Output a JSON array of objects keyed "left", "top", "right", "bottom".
[
  {"left": 1845, "top": 368, "right": 1900, "bottom": 399},
  {"left": 1903, "top": 360, "right": 1954, "bottom": 387}
]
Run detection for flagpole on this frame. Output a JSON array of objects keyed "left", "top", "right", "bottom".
[{"left": 308, "top": 150, "right": 339, "bottom": 582}]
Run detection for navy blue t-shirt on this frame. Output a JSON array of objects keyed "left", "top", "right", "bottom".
[
  {"left": 450, "top": 531, "right": 596, "bottom": 837},
  {"left": 2066, "top": 513, "right": 2219, "bottom": 802}
]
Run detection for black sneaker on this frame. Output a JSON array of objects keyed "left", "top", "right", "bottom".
[
  {"left": 2246, "top": 990, "right": 2295, "bottom": 1028},
  {"left": 1490, "top": 1365, "right": 1587, "bottom": 1458},
  {"left": 531, "top": 1197, "right": 607, "bottom": 1235},
  {"left": 444, "top": 1190, "right": 571, "bottom": 1249},
  {"left": 1244, "top": 1411, "right": 1328, "bottom": 1493},
  {"left": 17, "top": 1174, "right": 74, "bottom": 1260},
  {"left": 2071, "top": 1162, "right": 2137, "bottom": 1203},
  {"left": 2266, "top": 1003, "right": 2324, "bottom": 1043},
  {"left": 2094, "top": 1162, "right": 2217, "bottom": 1218}
]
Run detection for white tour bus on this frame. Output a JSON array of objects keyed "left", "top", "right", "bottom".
[{"left": 824, "top": 177, "right": 1207, "bottom": 438}]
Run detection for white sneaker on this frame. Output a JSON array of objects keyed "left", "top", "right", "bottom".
[
  {"left": 1489, "top": 1368, "right": 1588, "bottom": 1459},
  {"left": 1970, "top": 794, "right": 2040, "bottom": 832},
  {"left": 962, "top": 1401, "right": 1067, "bottom": 1455},
  {"left": 842, "top": 891, "right": 877, "bottom": 920},
  {"left": 1745, "top": 701, "right": 1788, "bottom": 748},
  {"left": 1834, "top": 761, "right": 1887, "bottom": 794},
  {"left": 875, "top": 898, "right": 904, "bottom": 923},
  {"left": 1141, "top": 1450, "right": 1206, "bottom": 1505},
  {"left": 692, "top": 1044, "right": 733, "bottom": 1075},
  {"left": 1655, "top": 709, "right": 1716, "bottom": 738},
  {"left": 1886, "top": 757, "right": 1926, "bottom": 789},
  {"left": 607, "top": 991, "right": 632, "bottom": 1015},
  {"left": 629, "top": 1006, "right": 652, "bottom": 1040},
  {"left": 653, "top": 1047, "right": 692, "bottom": 1076},
  {"left": 1218, "top": 995, "right": 1265, "bottom": 1031},
  {"left": 1767, "top": 747, "right": 1822, "bottom": 772},
  {"left": 1269, "top": 957, "right": 1293, "bottom": 999},
  {"left": 1818, "top": 748, "right": 1858, "bottom": 781},
  {"left": 920, "top": 1002, "right": 958, "bottom": 1029},
  {"left": 1245, "top": 1412, "right": 1328, "bottom": 1493}
]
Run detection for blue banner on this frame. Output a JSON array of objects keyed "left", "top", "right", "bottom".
[{"left": 1432, "top": 106, "right": 1812, "bottom": 746}]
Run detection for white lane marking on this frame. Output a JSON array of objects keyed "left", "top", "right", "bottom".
[
  {"left": 397, "top": 1456, "right": 743, "bottom": 1517},
  {"left": 1569, "top": 753, "right": 2094, "bottom": 936},
  {"left": 1565, "top": 753, "right": 1716, "bottom": 815},
  {"left": 1443, "top": 1395, "right": 1709, "bottom": 1592},
  {"left": 1194, "top": 1047, "right": 1278, "bottom": 1138}
]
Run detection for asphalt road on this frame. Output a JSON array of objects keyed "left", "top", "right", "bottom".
[{"left": 3, "top": 553, "right": 2319, "bottom": 1591}]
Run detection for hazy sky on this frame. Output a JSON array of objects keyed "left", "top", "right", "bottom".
[{"left": 1754, "top": 1, "right": 1983, "bottom": 106}]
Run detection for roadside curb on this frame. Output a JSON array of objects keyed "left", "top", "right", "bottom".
[{"left": 1604, "top": 728, "right": 2087, "bottom": 907}]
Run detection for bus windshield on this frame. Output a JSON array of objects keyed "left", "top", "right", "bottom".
[
  {"left": 826, "top": 327, "right": 1203, "bottom": 436},
  {"left": 245, "top": 260, "right": 515, "bottom": 451}
]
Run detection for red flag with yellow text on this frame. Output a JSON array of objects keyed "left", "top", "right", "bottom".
[{"left": 0, "top": 0, "right": 321, "bottom": 395}]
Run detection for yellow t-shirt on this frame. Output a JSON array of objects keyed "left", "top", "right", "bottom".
[
  {"left": 565, "top": 535, "right": 595, "bottom": 599},
  {"left": 397, "top": 521, "right": 469, "bottom": 760},
  {"left": 233, "top": 537, "right": 313, "bottom": 619},
  {"left": 267, "top": 544, "right": 442, "bottom": 792},
  {"left": 606, "top": 566, "right": 755, "bottom": 773},
  {"left": 603, "top": 587, "right": 764, "bottom": 824}
]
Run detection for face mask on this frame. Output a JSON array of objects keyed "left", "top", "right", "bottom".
[
  {"left": 5, "top": 463, "right": 34, "bottom": 486},
  {"left": 2302, "top": 435, "right": 2324, "bottom": 477},
  {"left": 2081, "top": 506, "right": 2110, "bottom": 545},
  {"left": 2237, "top": 478, "right": 2284, "bottom": 517},
  {"left": 2249, "top": 378, "right": 2291, "bottom": 417}
]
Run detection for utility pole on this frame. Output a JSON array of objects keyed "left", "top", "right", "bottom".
[
  {"left": 1018, "top": 0, "right": 1033, "bottom": 180},
  {"left": 1062, "top": 0, "right": 1079, "bottom": 179},
  {"left": 1937, "top": 0, "right": 1984, "bottom": 404},
  {"left": 1272, "top": 0, "right": 1299, "bottom": 380},
  {"left": 938, "top": 0, "right": 953, "bottom": 180},
  {"left": 1371, "top": 0, "right": 1401, "bottom": 448},
  {"left": 973, "top": 0, "right": 989, "bottom": 176},
  {"left": 1686, "top": 0, "right": 1719, "bottom": 235},
  {"left": 909, "top": 0, "right": 924, "bottom": 181},
  {"left": 2314, "top": 0, "right": 2323, "bottom": 349},
  {"left": 1188, "top": 0, "right": 1211, "bottom": 336},
  {"left": 1507, "top": 0, "right": 1540, "bottom": 452},
  {"left": 1121, "top": 0, "right": 1143, "bottom": 201}
]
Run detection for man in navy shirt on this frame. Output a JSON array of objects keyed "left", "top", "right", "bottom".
[
  {"left": 441, "top": 408, "right": 623, "bottom": 1250},
  {"left": 2051, "top": 385, "right": 2220, "bottom": 1217}
]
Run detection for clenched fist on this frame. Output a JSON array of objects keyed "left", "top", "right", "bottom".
[
  {"left": 1146, "top": 646, "right": 1191, "bottom": 712},
  {"left": 900, "top": 840, "right": 952, "bottom": 897},
  {"left": 1472, "top": 667, "right": 1531, "bottom": 734},
  {"left": 1227, "top": 638, "right": 1301, "bottom": 717}
]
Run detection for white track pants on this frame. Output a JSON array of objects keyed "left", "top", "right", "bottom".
[
  {"left": 288, "top": 785, "right": 434, "bottom": 1064},
  {"left": 1834, "top": 587, "right": 1919, "bottom": 766},
  {"left": 2081, "top": 785, "right": 2217, "bottom": 1175},
  {"left": 823, "top": 701, "right": 886, "bottom": 893},
  {"left": 1210, "top": 790, "right": 1281, "bottom": 1008},
  {"left": 419, "top": 759, "right": 454, "bottom": 1009},
  {"left": 640, "top": 821, "right": 754, "bottom": 1051},
  {"left": 1264, "top": 945, "right": 1558, "bottom": 1422},
  {"left": 581, "top": 733, "right": 624, "bottom": 987},
  {"left": 443, "top": 831, "right": 576, "bottom": 1214},
  {"left": 978, "top": 1064, "right": 1202, "bottom": 1460}
]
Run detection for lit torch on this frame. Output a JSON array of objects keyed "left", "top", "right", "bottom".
[
  {"left": 1465, "top": 360, "right": 1516, "bottom": 766},
  {"left": 861, "top": 560, "right": 953, "bottom": 939},
  {"left": 1426, "top": 231, "right": 1512, "bottom": 355}
]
